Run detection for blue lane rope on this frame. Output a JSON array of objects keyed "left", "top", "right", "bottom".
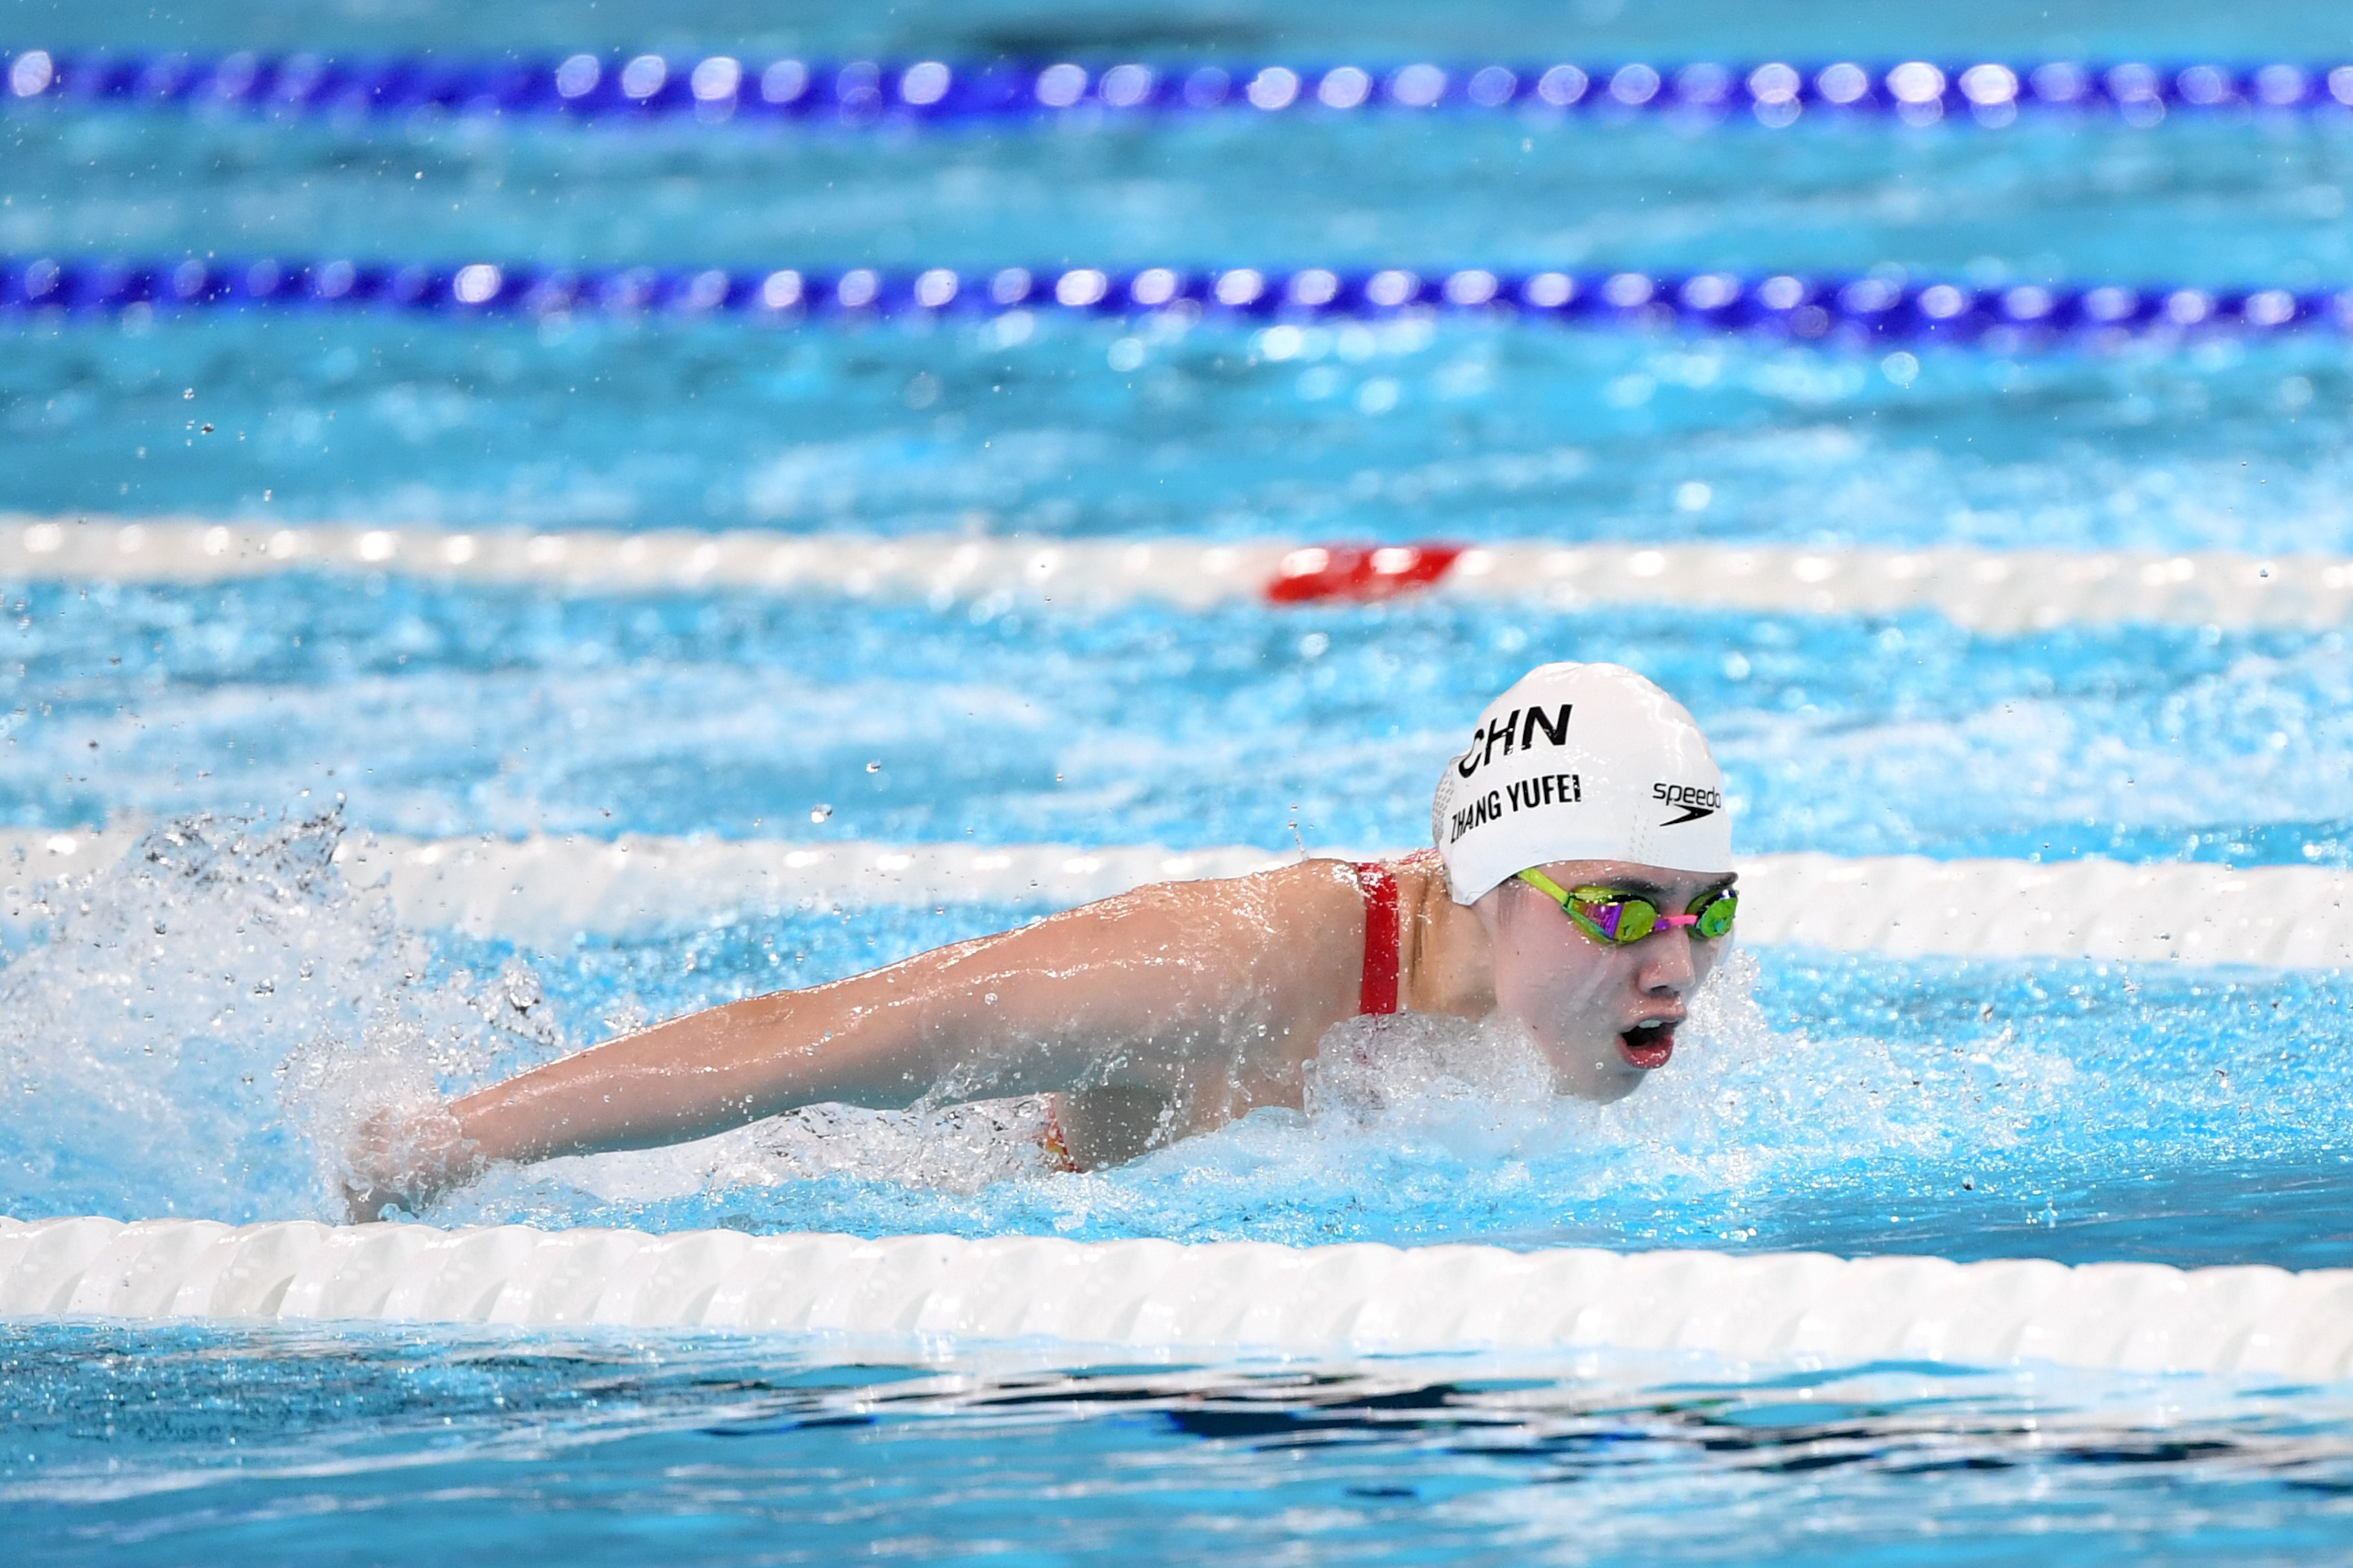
[
  {"left": 6, "top": 49, "right": 2353, "bottom": 127},
  {"left": 5, "top": 255, "right": 2343, "bottom": 345}
]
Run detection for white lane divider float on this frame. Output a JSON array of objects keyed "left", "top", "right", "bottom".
[
  {"left": 6, "top": 827, "right": 2350, "bottom": 965},
  {"left": 6, "top": 1214, "right": 2351, "bottom": 1378},
  {"left": 7, "top": 517, "right": 2353, "bottom": 634}
]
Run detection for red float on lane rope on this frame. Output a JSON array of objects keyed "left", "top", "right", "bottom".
[{"left": 1264, "top": 542, "right": 1464, "bottom": 603}]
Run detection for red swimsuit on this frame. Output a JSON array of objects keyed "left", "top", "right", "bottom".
[{"left": 1352, "top": 860, "right": 1401, "bottom": 1016}]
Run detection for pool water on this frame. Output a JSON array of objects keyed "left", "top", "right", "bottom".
[{"left": 6, "top": 0, "right": 2353, "bottom": 1561}]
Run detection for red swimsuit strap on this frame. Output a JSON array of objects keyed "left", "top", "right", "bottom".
[{"left": 1354, "top": 861, "right": 1401, "bottom": 1016}]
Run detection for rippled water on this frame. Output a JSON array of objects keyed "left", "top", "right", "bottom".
[{"left": 13, "top": 1325, "right": 2353, "bottom": 1568}]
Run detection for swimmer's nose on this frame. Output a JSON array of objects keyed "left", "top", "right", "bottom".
[{"left": 1638, "top": 925, "right": 1699, "bottom": 993}]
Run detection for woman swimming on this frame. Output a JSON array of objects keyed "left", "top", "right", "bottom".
[{"left": 342, "top": 661, "right": 1739, "bottom": 1217}]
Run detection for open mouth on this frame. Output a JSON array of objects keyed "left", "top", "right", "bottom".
[{"left": 1618, "top": 1020, "right": 1676, "bottom": 1070}]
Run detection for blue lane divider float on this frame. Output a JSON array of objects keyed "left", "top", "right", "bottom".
[
  {"left": 4, "top": 254, "right": 2344, "bottom": 347},
  {"left": 6, "top": 48, "right": 2353, "bottom": 128}
]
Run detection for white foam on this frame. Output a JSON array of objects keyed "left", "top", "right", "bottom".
[
  {"left": 6, "top": 518, "right": 2350, "bottom": 633},
  {"left": 4, "top": 1214, "right": 2347, "bottom": 1377},
  {"left": 6, "top": 828, "right": 2345, "bottom": 965}
]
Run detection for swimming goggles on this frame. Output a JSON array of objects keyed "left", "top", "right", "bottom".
[{"left": 1516, "top": 868, "right": 1739, "bottom": 946}]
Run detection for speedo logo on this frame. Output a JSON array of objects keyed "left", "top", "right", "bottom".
[{"left": 1654, "top": 781, "right": 1722, "bottom": 827}]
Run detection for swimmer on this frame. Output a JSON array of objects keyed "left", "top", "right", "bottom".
[{"left": 343, "top": 662, "right": 1738, "bottom": 1217}]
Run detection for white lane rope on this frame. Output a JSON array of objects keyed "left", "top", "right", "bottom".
[
  {"left": 6, "top": 518, "right": 2352, "bottom": 634},
  {"left": 7, "top": 828, "right": 2348, "bottom": 966},
  {"left": 5, "top": 1215, "right": 2350, "bottom": 1377}
]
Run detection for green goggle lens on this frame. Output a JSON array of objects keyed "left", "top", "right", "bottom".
[
  {"left": 1516, "top": 870, "right": 1739, "bottom": 946},
  {"left": 1693, "top": 892, "right": 1738, "bottom": 939}
]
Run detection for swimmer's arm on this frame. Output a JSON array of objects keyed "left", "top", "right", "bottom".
[{"left": 438, "top": 863, "right": 1361, "bottom": 1171}]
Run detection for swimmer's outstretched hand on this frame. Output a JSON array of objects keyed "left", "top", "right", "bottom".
[{"left": 339, "top": 1102, "right": 484, "bottom": 1224}]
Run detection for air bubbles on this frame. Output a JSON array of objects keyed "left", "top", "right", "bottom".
[
  {"left": 1609, "top": 63, "right": 1660, "bottom": 105},
  {"left": 1106, "top": 337, "right": 1145, "bottom": 372},
  {"left": 1536, "top": 64, "right": 1589, "bottom": 105},
  {"left": 690, "top": 56, "right": 741, "bottom": 102},
  {"left": 990, "top": 268, "right": 1033, "bottom": 306},
  {"left": 554, "top": 54, "right": 601, "bottom": 98},
  {"left": 835, "top": 268, "right": 880, "bottom": 309},
  {"left": 1035, "top": 62, "right": 1088, "bottom": 107},
  {"left": 681, "top": 268, "right": 729, "bottom": 311},
  {"left": 619, "top": 54, "right": 668, "bottom": 100},
  {"left": 1390, "top": 64, "right": 1447, "bottom": 106},
  {"left": 1880, "top": 351, "right": 1920, "bottom": 387},
  {"left": 1099, "top": 63, "right": 1153, "bottom": 107},
  {"left": 898, "top": 60, "right": 951, "bottom": 106},
  {"left": 1130, "top": 268, "right": 1180, "bottom": 306},
  {"left": 810, "top": 804, "right": 832, "bottom": 823},
  {"left": 2331, "top": 66, "right": 2353, "bottom": 106},
  {"left": 1756, "top": 275, "right": 1807, "bottom": 310},
  {"left": 1674, "top": 480, "right": 1714, "bottom": 512},
  {"left": 1318, "top": 65, "right": 1371, "bottom": 109},
  {"left": 1247, "top": 65, "right": 1299, "bottom": 110},
  {"left": 1364, "top": 270, "right": 1418, "bottom": 307},
  {"left": 760, "top": 270, "right": 804, "bottom": 310}
]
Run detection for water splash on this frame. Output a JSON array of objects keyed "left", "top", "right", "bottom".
[{"left": 0, "top": 812, "right": 560, "bottom": 1223}]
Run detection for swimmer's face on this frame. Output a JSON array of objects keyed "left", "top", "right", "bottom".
[{"left": 1472, "top": 859, "right": 1735, "bottom": 1102}]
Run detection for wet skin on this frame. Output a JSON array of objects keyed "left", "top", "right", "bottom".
[
  {"left": 344, "top": 855, "right": 1735, "bottom": 1215},
  {"left": 1474, "top": 861, "right": 1737, "bottom": 1103}
]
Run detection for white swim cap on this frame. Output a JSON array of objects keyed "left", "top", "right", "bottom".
[{"left": 1431, "top": 662, "right": 1733, "bottom": 903}]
